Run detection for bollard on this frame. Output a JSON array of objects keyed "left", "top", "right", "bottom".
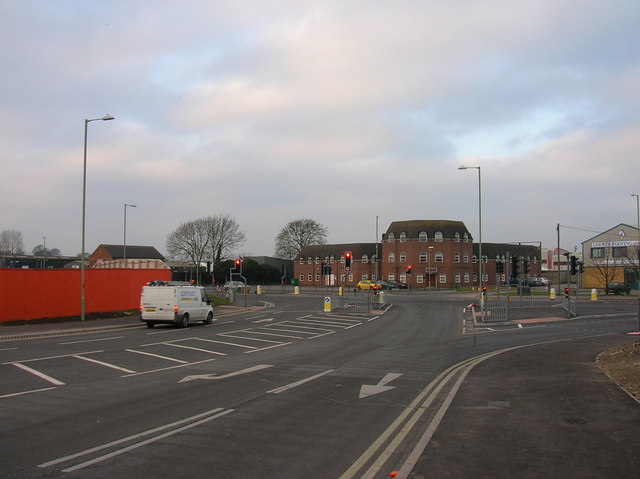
[
  {"left": 591, "top": 288, "right": 597, "bottom": 301},
  {"left": 324, "top": 296, "right": 331, "bottom": 312},
  {"left": 339, "top": 286, "right": 343, "bottom": 296},
  {"left": 257, "top": 285, "right": 262, "bottom": 295},
  {"left": 294, "top": 286, "right": 299, "bottom": 295},
  {"left": 549, "top": 287, "right": 556, "bottom": 300}
]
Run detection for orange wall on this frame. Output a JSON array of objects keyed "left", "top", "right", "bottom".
[{"left": 0, "top": 268, "right": 171, "bottom": 322}]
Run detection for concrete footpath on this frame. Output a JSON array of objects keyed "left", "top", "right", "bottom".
[{"left": 405, "top": 333, "right": 640, "bottom": 479}]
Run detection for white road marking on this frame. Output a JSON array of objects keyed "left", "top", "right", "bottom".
[
  {"left": 38, "top": 408, "right": 233, "bottom": 472},
  {"left": 179, "top": 364, "right": 273, "bottom": 383},
  {"left": 0, "top": 387, "right": 57, "bottom": 399},
  {"left": 72, "top": 355, "right": 136, "bottom": 374},
  {"left": 59, "top": 336, "right": 124, "bottom": 345},
  {"left": 11, "top": 363, "right": 65, "bottom": 386},
  {"left": 267, "top": 369, "right": 334, "bottom": 394},
  {"left": 125, "top": 349, "right": 189, "bottom": 364}
]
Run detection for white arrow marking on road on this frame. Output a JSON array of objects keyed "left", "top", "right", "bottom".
[
  {"left": 359, "top": 372, "right": 403, "bottom": 399},
  {"left": 179, "top": 364, "right": 273, "bottom": 383}
]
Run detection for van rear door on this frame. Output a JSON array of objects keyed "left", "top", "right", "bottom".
[{"left": 141, "top": 286, "right": 176, "bottom": 321}]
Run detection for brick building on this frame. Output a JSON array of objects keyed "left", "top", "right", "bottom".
[
  {"left": 296, "top": 243, "right": 377, "bottom": 287},
  {"left": 381, "top": 220, "right": 474, "bottom": 288}
]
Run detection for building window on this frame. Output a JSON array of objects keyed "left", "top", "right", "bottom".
[
  {"left": 299, "top": 273, "right": 304, "bottom": 281},
  {"left": 348, "top": 273, "right": 353, "bottom": 282},
  {"left": 612, "top": 246, "right": 628, "bottom": 258},
  {"left": 388, "top": 233, "right": 395, "bottom": 243},
  {"left": 325, "top": 256, "right": 330, "bottom": 263},
  {"left": 473, "top": 273, "right": 477, "bottom": 283},
  {"left": 315, "top": 273, "right": 320, "bottom": 281},
  {"left": 472, "top": 254, "right": 477, "bottom": 263},
  {"left": 419, "top": 252, "right": 428, "bottom": 262},
  {"left": 315, "top": 256, "right": 320, "bottom": 264},
  {"left": 330, "top": 255, "right": 335, "bottom": 263},
  {"left": 308, "top": 274, "right": 312, "bottom": 281},
  {"left": 417, "top": 274, "right": 424, "bottom": 283},
  {"left": 464, "top": 273, "right": 470, "bottom": 283},
  {"left": 454, "top": 253, "right": 460, "bottom": 263},
  {"left": 399, "top": 232, "right": 407, "bottom": 242},
  {"left": 591, "top": 247, "right": 605, "bottom": 259},
  {"left": 439, "top": 274, "right": 446, "bottom": 284},
  {"left": 299, "top": 258, "right": 304, "bottom": 264},
  {"left": 435, "top": 253, "right": 444, "bottom": 262},
  {"left": 463, "top": 233, "right": 469, "bottom": 242},
  {"left": 463, "top": 254, "right": 469, "bottom": 263},
  {"left": 400, "top": 273, "right": 407, "bottom": 283},
  {"left": 362, "top": 254, "right": 369, "bottom": 263},
  {"left": 455, "top": 273, "right": 461, "bottom": 284},
  {"left": 435, "top": 231, "right": 443, "bottom": 242},
  {"left": 400, "top": 253, "right": 407, "bottom": 263},
  {"left": 388, "top": 273, "right": 395, "bottom": 281},
  {"left": 454, "top": 232, "right": 460, "bottom": 243},
  {"left": 362, "top": 274, "right": 368, "bottom": 280},
  {"left": 388, "top": 253, "right": 395, "bottom": 262},
  {"left": 419, "top": 231, "right": 427, "bottom": 242}
]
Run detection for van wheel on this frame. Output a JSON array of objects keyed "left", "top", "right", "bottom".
[
  {"left": 180, "top": 314, "right": 189, "bottom": 328},
  {"left": 146, "top": 322, "right": 155, "bottom": 328},
  {"left": 205, "top": 312, "right": 213, "bottom": 325}
]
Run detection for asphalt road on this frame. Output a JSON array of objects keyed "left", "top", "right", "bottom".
[{"left": 0, "top": 292, "right": 638, "bottom": 478}]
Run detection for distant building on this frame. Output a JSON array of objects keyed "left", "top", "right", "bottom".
[
  {"left": 90, "top": 244, "right": 168, "bottom": 269},
  {"left": 581, "top": 223, "right": 639, "bottom": 289}
]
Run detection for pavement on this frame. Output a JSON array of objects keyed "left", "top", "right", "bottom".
[
  {"left": 2, "top": 302, "right": 639, "bottom": 478},
  {"left": 405, "top": 334, "right": 640, "bottom": 479}
]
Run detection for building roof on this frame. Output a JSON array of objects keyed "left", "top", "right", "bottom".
[
  {"left": 94, "top": 244, "right": 165, "bottom": 260},
  {"left": 384, "top": 220, "right": 471, "bottom": 239},
  {"left": 477, "top": 243, "right": 541, "bottom": 260},
  {"left": 298, "top": 243, "right": 377, "bottom": 259}
]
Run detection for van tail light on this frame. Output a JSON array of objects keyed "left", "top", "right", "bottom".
[
  {"left": 174, "top": 305, "right": 179, "bottom": 311},
  {"left": 139, "top": 305, "right": 143, "bottom": 312}
]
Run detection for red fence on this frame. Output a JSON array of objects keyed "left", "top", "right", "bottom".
[{"left": 0, "top": 268, "right": 171, "bottom": 323}]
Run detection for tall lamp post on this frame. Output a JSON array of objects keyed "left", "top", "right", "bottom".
[
  {"left": 81, "top": 114, "right": 115, "bottom": 321},
  {"left": 123, "top": 203, "right": 137, "bottom": 264},
  {"left": 458, "top": 163, "right": 483, "bottom": 310},
  {"left": 632, "top": 193, "right": 640, "bottom": 289}
]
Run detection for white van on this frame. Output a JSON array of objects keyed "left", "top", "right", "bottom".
[{"left": 140, "top": 282, "right": 214, "bottom": 328}]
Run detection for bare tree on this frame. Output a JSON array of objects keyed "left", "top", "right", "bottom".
[
  {"left": 166, "top": 219, "right": 210, "bottom": 284},
  {"left": 203, "top": 214, "right": 246, "bottom": 263},
  {"left": 274, "top": 218, "right": 328, "bottom": 259},
  {"left": 0, "top": 230, "right": 25, "bottom": 255}
]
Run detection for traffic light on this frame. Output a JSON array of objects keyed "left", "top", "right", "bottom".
[
  {"left": 482, "top": 285, "right": 487, "bottom": 297},
  {"left": 406, "top": 265, "right": 413, "bottom": 274},
  {"left": 345, "top": 251, "right": 352, "bottom": 271},
  {"left": 234, "top": 258, "right": 242, "bottom": 270},
  {"left": 564, "top": 287, "right": 570, "bottom": 299},
  {"left": 570, "top": 256, "right": 578, "bottom": 275}
]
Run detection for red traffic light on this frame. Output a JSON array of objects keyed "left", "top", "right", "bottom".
[
  {"left": 234, "top": 259, "right": 242, "bottom": 267},
  {"left": 345, "top": 251, "right": 352, "bottom": 270}
]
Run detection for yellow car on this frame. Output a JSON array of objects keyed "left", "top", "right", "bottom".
[{"left": 356, "top": 280, "right": 378, "bottom": 290}]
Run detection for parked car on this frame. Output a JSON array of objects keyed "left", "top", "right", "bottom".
[
  {"left": 605, "top": 282, "right": 630, "bottom": 295},
  {"left": 387, "top": 280, "right": 408, "bottom": 289},
  {"left": 356, "top": 280, "right": 378, "bottom": 290},
  {"left": 375, "top": 280, "right": 395, "bottom": 290},
  {"left": 224, "top": 280, "right": 246, "bottom": 292}
]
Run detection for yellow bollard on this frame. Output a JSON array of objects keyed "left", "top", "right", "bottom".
[
  {"left": 339, "top": 286, "right": 343, "bottom": 296},
  {"left": 591, "top": 288, "right": 598, "bottom": 301},
  {"left": 324, "top": 297, "right": 332, "bottom": 312},
  {"left": 550, "top": 287, "right": 556, "bottom": 300},
  {"left": 294, "top": 286, "right": 299, "bottom": 295},
  {"left": 257, "top": 285, "right": 262, "bottom": 295}
]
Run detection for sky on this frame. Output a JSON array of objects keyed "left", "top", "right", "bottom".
[{"left": 2, "top": 0, "right": 639, "bottom": 260}]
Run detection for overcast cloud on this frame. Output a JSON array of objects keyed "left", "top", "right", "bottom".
[{"left": 1, "top": 0, "right": 638, "bottom": 259}]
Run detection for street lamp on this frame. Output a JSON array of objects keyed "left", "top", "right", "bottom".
[
  {"left": 458, "top": 163, "right": 483, "bottom": 310},
  {"left": 632, "top": 194, "right": 639, "bottom": 289},
  {"left": 81, "top": 114, "right": 115, "bottom": 321},
  {"left": 123, "top": 203, "right": 137, "bottom": 264}
]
